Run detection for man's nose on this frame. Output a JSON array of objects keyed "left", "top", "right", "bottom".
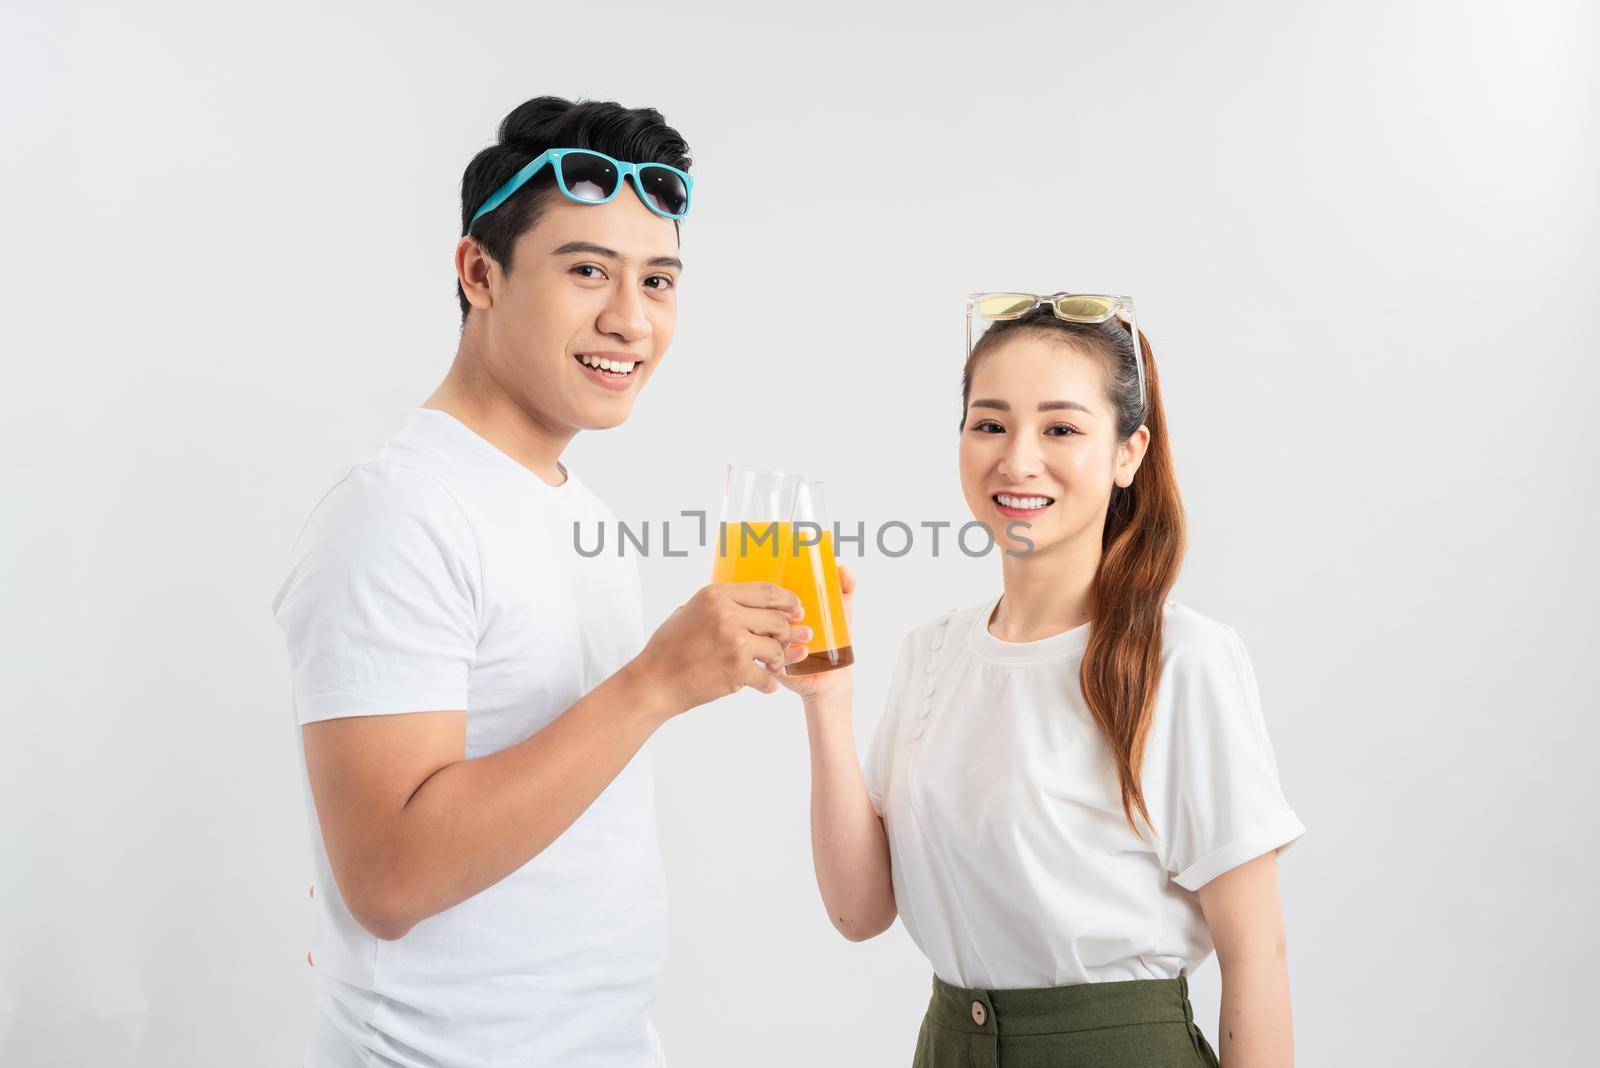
[{"left": 597, "top": 283, "right": 650, "bottom": 342}]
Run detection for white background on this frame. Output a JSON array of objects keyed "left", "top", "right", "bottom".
[{"left": 3, "top": 1, "right": 1597, "bottom": 1064}]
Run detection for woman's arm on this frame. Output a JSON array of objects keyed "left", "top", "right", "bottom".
[
  {"left": 802, "top": 681, "right": 897, "bottom": 940},
  {"left": 781, "top": 566, "right": 897, "bottom": 940},
  {"left": 1196, "top": 850, "right": 1295, "bottom": 1068}
]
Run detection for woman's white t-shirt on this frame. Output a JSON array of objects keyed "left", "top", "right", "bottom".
[{"left": 863, "top": 595, "right": 1305, "bottom": 990}]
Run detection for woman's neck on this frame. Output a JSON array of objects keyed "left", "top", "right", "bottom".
[{"left": 991, "top": 528, "right": 1100, "bottom": 642}]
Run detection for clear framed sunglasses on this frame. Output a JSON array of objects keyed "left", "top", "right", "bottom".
[{"left": 965, "top": 292, "right": 1144, "bottom": 414}]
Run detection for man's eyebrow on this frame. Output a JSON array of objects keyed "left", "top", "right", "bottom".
[
  {"left": 548, "top": 241, "right": 683, "bottom": 271},
  {"left": 969, "top": 398, "right": 1095, "bottom": 414},
  {"left": 550, "top": 241, "right": 619, "bottom": 259}
]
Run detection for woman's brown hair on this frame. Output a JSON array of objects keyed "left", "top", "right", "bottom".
[{"left": 961, "top": 308, "right": 1186, "bottom": 837}]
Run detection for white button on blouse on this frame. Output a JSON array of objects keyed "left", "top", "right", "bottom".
[{"left": 862, "top": 595, "right": 1305, "bottom": 989}]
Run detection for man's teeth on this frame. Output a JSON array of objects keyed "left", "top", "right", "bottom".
[
  {"left": 996, "top": 495, "right": 1053, "bottom": 510},
  {"left": 577, "top": 354, "right": 638, "bottom": 374}
]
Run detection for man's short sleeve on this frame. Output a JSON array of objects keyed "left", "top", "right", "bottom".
[
  {"left": 271, "top": 462, "right": 481, "bottom": 724},
  {"left": 1143, "top": 623, "right": 1306, "bottom": 892},
  {"left": 862, "top": 630, "right": 918, "bottom": 818}
]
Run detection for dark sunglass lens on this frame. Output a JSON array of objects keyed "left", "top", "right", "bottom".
[
  {"left": 638, "top": 166, "right": 689, "bottom": 216},
  {"left": 559, "top": 152, "right": 619, "bottom": 202}
]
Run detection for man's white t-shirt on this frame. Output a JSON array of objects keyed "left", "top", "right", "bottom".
[
  {"left": 272, "top": 408, "right": 666, "bottom": 1067},
  {"left": 863, "top": 595, "right": 1306, "bottom": 990}
]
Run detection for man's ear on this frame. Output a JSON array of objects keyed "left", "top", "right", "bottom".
[{"left": 456, "top": 236, "right": 496, "bottom": 312}]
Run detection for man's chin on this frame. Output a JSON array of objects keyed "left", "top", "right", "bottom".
[{"left": 574, "top": 399, "right": 638, "bottom": 431}]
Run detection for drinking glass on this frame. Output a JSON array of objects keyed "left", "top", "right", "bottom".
[
  {"left": 781, "top": 479, "right": 853, "bottom": 676},
  {"left": 710, "top": 465, "right": 800, "bottom": 586},
  {"left": 710, "top": 467, "right": 854, "bottom": 676}
]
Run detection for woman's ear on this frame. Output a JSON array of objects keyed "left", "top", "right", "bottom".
[{"left": 1114, "top": 425, "right": 1151, "bottom": 488}]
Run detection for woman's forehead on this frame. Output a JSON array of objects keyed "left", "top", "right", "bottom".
[{"left": 972, "top": 333, "right": 1105, "bottom": 394}]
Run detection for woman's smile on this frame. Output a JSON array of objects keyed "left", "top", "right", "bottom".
[{"left": 991, "top": 493, "right": 1056, "bottom": 518}]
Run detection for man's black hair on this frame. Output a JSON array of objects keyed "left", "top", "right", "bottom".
[{"left": 456, "top": 96, "right": 693, "bottom": 321}]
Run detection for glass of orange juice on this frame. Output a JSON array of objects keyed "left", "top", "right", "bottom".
[
  {"left": 782, "top": 479, "right": 853, "bottom": 675},
  {"left": 711, "top": 467, "right": 853, "bottom": 676},
  {"left": 711, "top": 465, "right": 801, "bottom": 586}
]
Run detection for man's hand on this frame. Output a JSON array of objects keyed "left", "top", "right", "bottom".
[{"left": 626, "top": 582, "right": 811, "bottom": 714}]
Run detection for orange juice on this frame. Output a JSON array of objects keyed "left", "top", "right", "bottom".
[
  {"left": 712, "top": 521, "right": 852, "bottom": 675},
  {"left": 781, "top": 526, "right": 853, "bottom": 675},
  {"left": 711, "top": 521, "right": 787, "bottom": 584}
]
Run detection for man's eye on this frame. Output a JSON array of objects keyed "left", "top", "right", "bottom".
[
  {"left": 644, "top": 274, "right": 675, "bottom": 290},
  {"left": 572, "top": 264, "right": 606, "bottom": 279}
]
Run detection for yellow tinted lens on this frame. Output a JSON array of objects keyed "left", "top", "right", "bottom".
[
  {"left": 1053, "top": 295, "right": 1118, "bottom": 321},
  {"left": 976, "top": 294, "right": 1038, "bottom": 319}
]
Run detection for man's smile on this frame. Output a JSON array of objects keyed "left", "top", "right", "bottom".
[{"left": 574, "top": 350, "right": 643, "bottom": 390}]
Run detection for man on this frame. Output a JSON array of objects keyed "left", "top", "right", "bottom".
[{"left": 272, "top": 96, "right": 808, "bottom": 1067}]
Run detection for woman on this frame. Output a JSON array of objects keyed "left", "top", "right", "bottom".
[{"left": 781, "top": 295, "right": 1306, "bottom": 1067}]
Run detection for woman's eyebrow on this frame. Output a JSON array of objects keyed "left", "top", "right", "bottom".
[
  {"left": 970, "top": 398, "right": 1094, "bottom": 414},
  {"left": 1038, "top": 400, "right": 1093, "bottom": 414}
]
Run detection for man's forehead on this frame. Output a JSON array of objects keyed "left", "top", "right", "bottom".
[{"left": 523, "top": 197, "right": 681, "bottom": 266}]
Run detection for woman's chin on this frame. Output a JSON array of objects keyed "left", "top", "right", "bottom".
[{"left": 957, "top": 515, "right": 1045, "bottom": 557}]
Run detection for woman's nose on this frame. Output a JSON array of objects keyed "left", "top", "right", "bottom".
[{"left": 997, "top": 438, "right": 1043, "bottom": 481}]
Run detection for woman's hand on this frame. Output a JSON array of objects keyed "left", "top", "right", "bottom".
[{"left": 777, "top": 564, "right": 856, "bottom": 703}]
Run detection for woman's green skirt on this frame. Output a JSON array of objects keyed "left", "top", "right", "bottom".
[{"left": 912, "top": 973, "right": 1220, "bottom": 1068}]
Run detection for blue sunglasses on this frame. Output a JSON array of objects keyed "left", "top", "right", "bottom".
[{"left": 469, "top": 148, "right": 694, "bottom": 227}]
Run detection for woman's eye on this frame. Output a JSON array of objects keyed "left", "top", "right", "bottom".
[
  {"left": 968, "top": 420, "right": 1004, "bottom": 434},
  {"left": 1046, "top": 424, "right": 1080, "bottom": 437}
]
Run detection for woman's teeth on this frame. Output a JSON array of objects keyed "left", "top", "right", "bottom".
[
  {"left": 995, "top": 495, "right": 1054, "bottom": 510},
  {"left": 576, "top": 354, "right": 638, "bottom": 376}
]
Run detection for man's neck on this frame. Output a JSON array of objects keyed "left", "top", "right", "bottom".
[{"left": 423, "top": 340, "right": 573, "bottom": 487}]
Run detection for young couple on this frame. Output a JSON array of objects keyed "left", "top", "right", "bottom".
[{"left": 272, "top": 96, "right": 1305, "bottom": 1068}]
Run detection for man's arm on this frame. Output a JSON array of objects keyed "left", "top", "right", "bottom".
[{"left": 304, "top": 582, "right": 807, "bottom": 940}]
